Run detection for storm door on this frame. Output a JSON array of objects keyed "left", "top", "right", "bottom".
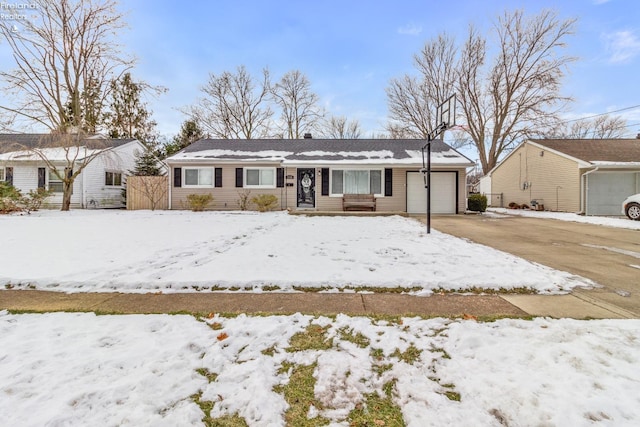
[{"left": 297, "top": 168, "right": 316, "bottom": 208}]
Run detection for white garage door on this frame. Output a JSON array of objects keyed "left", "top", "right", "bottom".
[
  {"left": 587, "top": 172, "right": 639, "bottom": 216},
  {"left": 407, "top": 171, "right": 456, "bottom": 214}
]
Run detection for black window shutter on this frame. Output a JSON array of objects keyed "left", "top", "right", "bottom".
[
  {"left": 384, "top": 168, "right": 393, "bottom": 196},
  {"left": 321, "top": 168, "right": 329, "bottom": 196},
  {"left": 276, "top": 168, "right": 284, "bottom": 188},
  {"left": 215, "top": 168, "right": 223, "bottom": 187},
  {"left": 65, "top": 167, "right": 73, "bottom": 179},
  {"left": 37, "top": 167, "right": 45, "bottom": 189},
  {"left": 173, "top": 167, "right": 182, "bottom": 187},
  {"left": 235, "top": 168, "right": 243, "bottom": 187},
  {"left": 6, "top": 167, "right": 14, "bottom": 186}
]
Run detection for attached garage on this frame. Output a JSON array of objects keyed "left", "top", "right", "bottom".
[
  {"left": 406, "top": 171, "right": 457, "bottom": 214},
  {"left": 167, "top": 138, "right": 473, "bottom": 213},
  {"left": 586, "top": 171, "right": 640, "bottom": 216}
]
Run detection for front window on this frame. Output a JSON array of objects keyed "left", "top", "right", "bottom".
[
  {"left": 184, "top": 168, "right": 214, "bottom": 187},
  {"left": 245, "top": 167, "right": 275, "bottom": 188},
  {"left": 331, "top": 169, "right": 382, "bottom": 195},
  {"left": 105, "top": 171, "right": 123, "bottom": 186},
  {"left": 49, "top": 169, "right": 64, "bottom": 193},
  {"left": 0, "top": 168, "right": 4, "bottom": 181}
]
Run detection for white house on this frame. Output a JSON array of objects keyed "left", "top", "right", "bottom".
[{"left": 0, "top": 134, "right": 145, "bottom": 209}]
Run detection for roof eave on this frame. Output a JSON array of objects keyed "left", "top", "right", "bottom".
[{"left": 527, "top": 140, "right": 591, "bottom": 167}]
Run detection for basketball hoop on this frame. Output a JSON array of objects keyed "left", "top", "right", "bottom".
[
  {"left": 421, "top": 95, "right": 457, "bottom": 234},
  {"left": 447, "top": 124, "right": 469, "bottom": 132}
]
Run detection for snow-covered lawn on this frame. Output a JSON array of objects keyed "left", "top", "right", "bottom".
[
  {"left": 1, "top": 311, "right": 638, "bottom": 427},
  {"left": 0, "top": 210, "right": 593, "bottom": 294},
  {"left": 488, "top": 207, "right": 640, "bottom": 230}
]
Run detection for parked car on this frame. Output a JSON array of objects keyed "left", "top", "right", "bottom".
[{"left": 622, "top": 193, "right": 640, "bottom": 220}]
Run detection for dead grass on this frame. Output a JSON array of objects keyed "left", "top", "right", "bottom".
[
  {"left": 274, "top": 363, "right": 330, "bottom": 426},
  {"left": 287, "top": 324, "right": 333, "bottom": 352},
  {"left": 191, "top": 392, "right": 249, "bottom": 427},
  {"left": 391, "top": 344, "right": 422, "bottom": 365},
  {"left": 338, "top": 327, "right": 370, "bottom": 348},
  {"left": 347, "top": 382, "right": 405, "bottom": 427}
]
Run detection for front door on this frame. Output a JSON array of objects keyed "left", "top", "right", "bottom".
[{"left": 297, "top": 168, "right": 316, "bottom": 208}]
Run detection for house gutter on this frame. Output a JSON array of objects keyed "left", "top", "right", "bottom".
[{"left": 580, "top": 166, "right": 599, "bottom": 215}]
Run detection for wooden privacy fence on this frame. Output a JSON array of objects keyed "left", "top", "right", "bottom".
[{"left": 126, "top": 176, "right": 169, "bottom": 210}]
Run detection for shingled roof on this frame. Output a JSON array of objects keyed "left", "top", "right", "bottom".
[
  {"left": 0, "top": 133, "right": 136, "bottom": 154},
  {"left": 169, "top": 138, "right": 474, "bottom": 166},
  {"left": 531, "top": 139, "right": 640, "bottom": 163}
]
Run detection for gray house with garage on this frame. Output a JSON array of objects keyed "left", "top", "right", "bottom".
[{"left": 165, "top": 137, "right": 474, "bottom": 213}]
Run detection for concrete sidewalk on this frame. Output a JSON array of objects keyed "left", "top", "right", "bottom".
[{"left": 0, "top": 290, "right": 634, "bottom": 319}]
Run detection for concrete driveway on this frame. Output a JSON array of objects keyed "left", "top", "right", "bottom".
[{"left": 429, "top": 213, "right": 640, "bottom": 317}]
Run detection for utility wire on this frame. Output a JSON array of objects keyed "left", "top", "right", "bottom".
[{"left": 561, "top": 104, "right": 640, "bottom": 124}]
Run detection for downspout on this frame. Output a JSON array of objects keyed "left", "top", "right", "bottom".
[
  {"left": 81, "top": 161, "right": 86, "bottom": 208},
  {"left": 168, "top": 163, "right": 172, "bottom": 210},
  {"left": 580, "top": 167, "right": 599, "bottom": 215},
  {"left": 281, "top": 161, "right": 285, "bottom": 211}
]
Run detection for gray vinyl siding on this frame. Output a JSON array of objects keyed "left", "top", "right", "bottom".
[
  {"left": 170, "top": 164, "right": 468, "bottom": 213},
  {"left": 171, "top": 163, "right": 287, "bottom": 210}
]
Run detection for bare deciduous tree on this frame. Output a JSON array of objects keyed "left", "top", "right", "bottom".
[
  {"left": 185, "top": 66, "right": 273, "bottom": 139},
  {"left": 322, "top": 116, "right": 362, "bottom": 139},
  {"left": 388, "top": 10, "right": 576, "bottom": 174},
  {"left": 460, "top": 10, "right": 576, "bottom": 174},
  {"left": 0, "top": 0, "right": 132, "bottom": 132},
  {"left": 271, "top": 70, "right": 323, "bottom": 139},
  {"left": 551, "top": 115, "right": 628, "bottom": 139},
  {"left": 0, "top": 0, "right": 133, "bottom": 211},
  {"left": 386, "top": 34, "right": 458, "bottom": 138}
]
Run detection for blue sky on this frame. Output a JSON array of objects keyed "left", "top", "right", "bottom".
[{"left": 4, "top": 0, "right": 640, "bottom": 144}]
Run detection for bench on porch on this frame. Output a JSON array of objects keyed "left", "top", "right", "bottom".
[{"left": 342, "top": 194, "right": 376, "bottom": 211}]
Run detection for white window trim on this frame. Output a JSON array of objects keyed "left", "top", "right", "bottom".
[
  {"left": 244, "top": 167, "right": 277, "bottom": 189},
  {"left": 48, "top": 168, "right": 64, "bottom": 193},
  {"left": 105, "top": 170, "right": 123, "bottom": 187},
  {"left": 329, "top": 167, "right": 384, "bottom": 197},
  {"left": 183, "top": 167, "right": 215, "bottom": 188}
]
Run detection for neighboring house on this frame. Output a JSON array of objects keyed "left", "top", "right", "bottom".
[
  {"left": 484, "top": 138, "right": 640, "bottom": 215},
  {"left": 166, "top": 137, "right": 474, "bottom": 213},
  {"left": 0, "top": 133, "right": 144, "bottom": 209}
]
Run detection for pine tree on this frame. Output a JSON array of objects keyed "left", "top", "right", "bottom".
[
  {"left": 130, "top": 147, "right": 164, "bottom": 176},
  {"left": 104, "top": 72, "right": 164, "bottom": 147},
  {"left": 163, "top": 119, "right": 204, "bottom": 157}
]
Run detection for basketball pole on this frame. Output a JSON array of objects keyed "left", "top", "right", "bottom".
[
  {"left": 427, "top": 140, "right": 431, "bottom": 233},
  {"left": 421, "top": 130, "right": 441, "bottom": 234},
  {"left": 421, "top": 119, "right": 448, "bottom": 234},
  {"left": 421, "top": 95, "right": 456, "bottom": 235}
]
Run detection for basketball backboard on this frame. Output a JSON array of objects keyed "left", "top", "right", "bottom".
[{"left": 435, "top": 95, "right": 456, "bottom": 130}]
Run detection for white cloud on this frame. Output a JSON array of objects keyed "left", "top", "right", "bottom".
[
  {"left": 397, "top": 23, "right": 423, "bottom": 36},
  {"left": 604, "top": 30, "right": 640, "bottom": 63}
]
